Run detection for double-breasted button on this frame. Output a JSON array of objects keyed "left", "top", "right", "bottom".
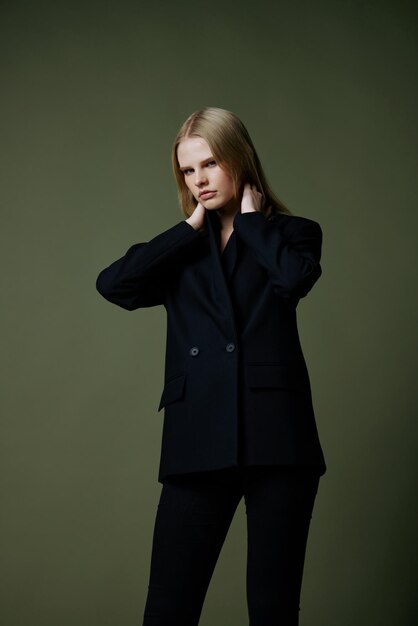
[
  {"left": 226, "top": 342, "right": 235, "bottom": 352},
  {"left": 189, "top": 346, "right": 200, "bottom": 356}
]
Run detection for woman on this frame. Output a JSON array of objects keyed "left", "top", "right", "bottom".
[{"left": 96, "top": 107, "right": 327, "bottom": 625}]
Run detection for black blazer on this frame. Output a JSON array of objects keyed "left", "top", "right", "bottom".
[{"left": 96, "top": 207, "right": 327, "bottom": 483}]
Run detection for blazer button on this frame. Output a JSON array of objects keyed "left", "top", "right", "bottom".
[
  {"left": 189, "top": 346, "right": 200, "bottom": 356},
  {"left": 226, "top": 342, "right": 235, "bottom": 352}
]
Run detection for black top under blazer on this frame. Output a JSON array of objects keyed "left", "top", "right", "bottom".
[{"left": 96, "top": 207, "right": 327, "bottom": 483}]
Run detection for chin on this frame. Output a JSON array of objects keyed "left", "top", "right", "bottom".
[
  {"left": 200, "top": 199, "right": 220, "bottom": 209},
  {"left": 207, "top": 197, "right": 226, "bottom": 208}
]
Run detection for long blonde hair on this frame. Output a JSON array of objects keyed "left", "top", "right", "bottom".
[{"left": 171, "top": 107, "right": 292, "bottom": 218}]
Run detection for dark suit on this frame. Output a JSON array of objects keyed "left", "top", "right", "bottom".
[{"left": 96, "top": 207, "right": 327, "bottom": 483}]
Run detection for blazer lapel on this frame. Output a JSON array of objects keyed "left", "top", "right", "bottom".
[
  {"left": 221, "top": 230, "right": 238, "bottom": 282},
  {"left": 204, "top": 208, "right": 238, "bottom": 339}
]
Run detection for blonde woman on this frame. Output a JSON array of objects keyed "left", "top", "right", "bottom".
[{"left": 96, "top": 107, "right": 327, "bottom": 625}]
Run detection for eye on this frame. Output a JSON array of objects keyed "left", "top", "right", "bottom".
[{"left": 207, "top": 160, "right": 216, "bottom": 167}]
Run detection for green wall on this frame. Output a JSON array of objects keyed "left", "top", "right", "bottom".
[{"left": 1, "top": 1, "right": 417, "bottom": 624}]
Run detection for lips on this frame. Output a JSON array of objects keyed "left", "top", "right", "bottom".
[{"left": 199, "top": 191, "right": 216, "bottom": 199}]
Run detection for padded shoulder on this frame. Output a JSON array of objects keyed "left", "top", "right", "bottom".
[{"left": 268, "top": 211, "right": 322, "bottom": 237}]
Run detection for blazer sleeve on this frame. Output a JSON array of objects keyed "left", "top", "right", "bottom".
[
  {"left": 233, "top": 211, "right": 323, "bottom": 299},
  {"left": 96, "top": 220, "right": 203, "bottom": 310}
]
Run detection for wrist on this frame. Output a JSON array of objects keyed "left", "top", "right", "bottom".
[{"left": 185, "top": 218, "right": 200, "bottom": 231}]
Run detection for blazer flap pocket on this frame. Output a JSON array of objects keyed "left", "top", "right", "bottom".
[{"left": 157, "top": 373, "right": 187, "bottom": 411}]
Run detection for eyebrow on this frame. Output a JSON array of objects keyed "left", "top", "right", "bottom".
[{"left": 178, "top": 157, "right": 215, "bottom": 172}]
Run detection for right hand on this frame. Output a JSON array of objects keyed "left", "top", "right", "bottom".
[{"left": 185, "top": 202, "right": 206, "bottom": 232}]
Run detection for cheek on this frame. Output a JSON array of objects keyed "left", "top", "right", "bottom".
[
  {"left": 223, "top": 177, "right": 235, "bottom": 197},
  {"left": 185, "top": 180, "right": 194, "bottom": 194},
  {"left": 218, "top": 171, "right": 234, "bottom": 192}
]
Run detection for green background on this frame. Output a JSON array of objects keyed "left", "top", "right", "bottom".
[{"left": 1, "top": 1, "right": 417, "bottom": 624}]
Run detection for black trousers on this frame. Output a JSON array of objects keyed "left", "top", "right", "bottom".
[{"left": 142, "top": 464, "right": 321, "bottom": 626}]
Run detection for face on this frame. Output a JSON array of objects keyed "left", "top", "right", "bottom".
[{"left": 177, "top": 136, "right": 239, "bottom": 213}]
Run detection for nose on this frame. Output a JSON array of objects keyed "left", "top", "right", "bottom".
[{"left": 194, "top": 168, "right": 208, "bottom": 186}]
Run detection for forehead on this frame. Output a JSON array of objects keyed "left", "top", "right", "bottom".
[{"left": 177, "top": 136, "right": 213, "bottom": 165}]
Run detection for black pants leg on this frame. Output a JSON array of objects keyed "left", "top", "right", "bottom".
[
  {"left": 141, "top": 468, "right": 242, "bottom": 625},
  {"left": 141, "top": 466, "right": 320, "bottom": 626},
  {"left": 244, "top": 466, "right": 320, "bottom": 626}
]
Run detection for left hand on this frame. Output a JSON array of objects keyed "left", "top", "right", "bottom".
[{"left": 240, "top": 183, "right": 267, "bottom": 214}]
